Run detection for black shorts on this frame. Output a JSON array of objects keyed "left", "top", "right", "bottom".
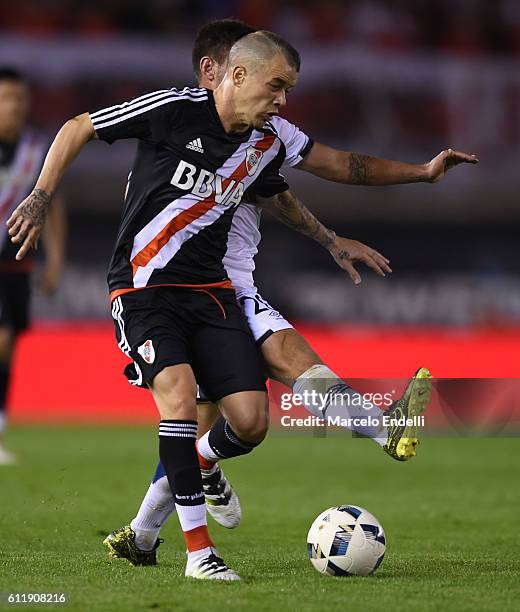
[
  {"left": 111, "top": 286, "right": 267, "bottom": 401},
  {"left": 0, "top": 272, "right": 31, "bottom": 335}
]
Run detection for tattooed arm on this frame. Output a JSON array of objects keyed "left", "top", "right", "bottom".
[
  {"left": 297, "top": 142, "right": 478, "bottom": 186},
  {"left": 258, "top": 187, "right": 336, "bottom": 248},
  {"left": 257, "top": 190, "right": 391, "bottom": 284},
  {"left": 7, "top": 113, "right": 95, "bottom": 260}
]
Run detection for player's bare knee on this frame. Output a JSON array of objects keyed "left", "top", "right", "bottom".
[
  {"left": 233, "top": 420, "right": 267, "bottom": 444},
  {"left": 150, "top": 366, "right": 197, "bottom": 420},
  {"left": 158, "top": 393, "right": 197, "bottom": 420},
  {"left": 230, "top": 403, "right": 269, "bottom": 444}
]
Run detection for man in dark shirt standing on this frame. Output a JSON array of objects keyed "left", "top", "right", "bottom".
[{"left": 0, "top": 67, "right": 65, "bottom": 465}]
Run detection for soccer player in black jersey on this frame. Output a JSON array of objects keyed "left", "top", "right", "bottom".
[
  {"left": 0, "top": 67, "right": 65, "bottom": 464},
  {"left": 7, "top": 32, "right": 304, "bottom": 580},
  {"left": 97, "top": 19, "right": 480, "bottom": 568}
]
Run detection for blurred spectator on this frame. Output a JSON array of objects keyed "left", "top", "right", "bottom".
[
  {"left": 0, "top": 0, "right": 518, "bottom": 57},
  {"left": 347, "top": 0, "right": 416, "bottom": 52}
]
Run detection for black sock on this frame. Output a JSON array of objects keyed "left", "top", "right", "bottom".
[
  {"left": 158, "top": 420, "right": 204, "bottom": 506},
  {"left": 207, "top": 416, "right": 260, "bottom": 459}
]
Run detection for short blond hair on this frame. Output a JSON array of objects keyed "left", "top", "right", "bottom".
[{"left": 228, "top": 31, "right": 300, "bottom": 73}]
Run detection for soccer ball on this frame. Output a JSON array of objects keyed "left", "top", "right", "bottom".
[{"left": 307, "top": 505, "right": 386, "bottom": 576}]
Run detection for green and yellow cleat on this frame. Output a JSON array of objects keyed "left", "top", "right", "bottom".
[
  {"left": 383, "top": 367, "right": 432, "bottom": 461},
  {"left": 103, "top": 525, "right": 162, "bottom": 566}
]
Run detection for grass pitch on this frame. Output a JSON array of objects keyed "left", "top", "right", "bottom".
[{"left": 1, "top": 427, "right": 519, "bottom": 611}]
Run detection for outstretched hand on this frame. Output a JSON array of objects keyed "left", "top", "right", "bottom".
[
  {"left": 425, "top": 149, "right": 479, "bottom": 183},
  {"left": 6, "top": 188, "right": 51, "bottom": 260},
  {"left": 328, "top": 236, "right": 392, "bottom": 285}
]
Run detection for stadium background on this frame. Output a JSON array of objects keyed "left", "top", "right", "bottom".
[{"left": 2, "top": 0, "right": 520, "bottom": 420}]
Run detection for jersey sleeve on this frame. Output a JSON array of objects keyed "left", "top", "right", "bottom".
[
  {"left": 269, "top": 116, "right": 314, "bottom": 168},
  {"left": 245, "top": 171, "right": 289, "bottom": 201},
  {"left": 89, "top": 88, "right": 185, "bottom": 144}
]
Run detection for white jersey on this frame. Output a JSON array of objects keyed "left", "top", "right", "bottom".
[{"left": 223, "top": 116, "right": 312, "bottom": 291}]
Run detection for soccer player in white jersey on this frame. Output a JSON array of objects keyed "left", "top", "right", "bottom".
[{"left": 96, "top": 20, "right": 478, "bottom": 567}]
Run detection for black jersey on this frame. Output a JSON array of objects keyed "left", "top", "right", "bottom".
[
  {"left": 89, "top": 87, "right": 290, "bottom": 299},
  {"left": 0, "top": 131, "right": 47, "bottom": 265}
]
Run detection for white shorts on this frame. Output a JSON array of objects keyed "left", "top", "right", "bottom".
[{"left": 235, "top": 288, "right": 294, "bottom": 345}]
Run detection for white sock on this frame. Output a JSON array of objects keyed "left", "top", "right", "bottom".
[
  {"left": 293, "top": 364, "right": 388, "bottom": 446},
  {"left": 187, "top": 545, "right": 213, "bottom": 561},
  {"left": 196, "top": 433, "right": 220, "bottom": 462},
  {"left": 176, "top": 502, "right": 207, "bottom": 533},
  {"left": 130, "top": 476, "right": 176, "bottom": 551}
]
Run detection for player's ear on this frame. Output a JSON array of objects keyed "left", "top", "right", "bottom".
[
  {"left": 200, "top": 56, "right": 217, "bottom": 83},
  {"left": 232, "top": 66, "right": 247, "bottom": 87}
]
